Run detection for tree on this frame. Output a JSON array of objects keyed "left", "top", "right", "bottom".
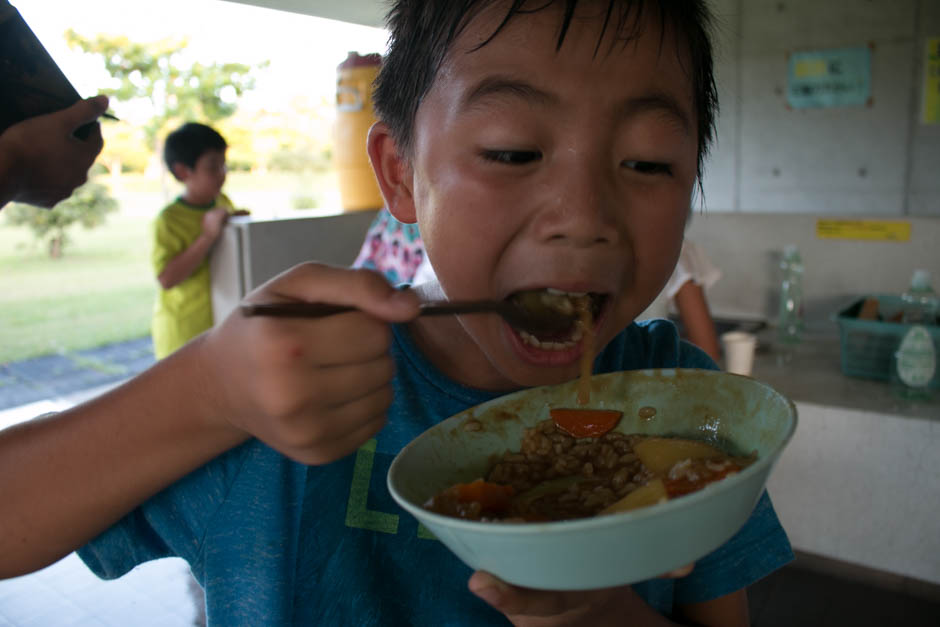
[
  {"left": 5, "top": 182, "right": 118, "bottom": 258},
  {"left": 64, "top": 30, "right": 266, "bottom": 150}
]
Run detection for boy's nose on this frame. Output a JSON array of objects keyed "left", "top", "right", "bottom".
[{"left": 534, "top": 157, "right": 620, "bottom": 247}]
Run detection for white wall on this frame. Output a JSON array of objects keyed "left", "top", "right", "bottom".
[
  {"left": 704, "top": 0, "right": 940, "bottom": 216},
  {"left": 687, "top": 213, "right": 940, "bottom": 321}
]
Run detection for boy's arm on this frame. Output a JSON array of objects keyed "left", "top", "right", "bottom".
[
  {"left": 157, "top": 207, "right": 229, "bottom": 289},
  {"left": 673, "top": 280, "right": 721, "bottom": 363},
  {"left": 0, "top": 263, "right": 419, "bottom": 578},
  {"left": 0, "top": 338, "right": 248, "bottom": 577},
  {"left": 469, "top": 571, "right": 748, "bottom": 626}
]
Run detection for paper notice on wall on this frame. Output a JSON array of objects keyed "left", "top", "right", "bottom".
[
  {"left": 787, "top": 47, "right": 872, "bottom": 109},
  {"left": 816, "top": 220, "right": 911, "bottom": 242},
  {"left": 924, "top": 37, "right": 940, "bottom": 125}
]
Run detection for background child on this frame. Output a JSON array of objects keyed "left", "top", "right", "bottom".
[
  {"left": 151, "top": 122, "right": 248, "bottom": 359},
  {"left": 1, "top": 2, "right": 791, "bottom": 625},
  {"left": 639, "top": 238, "right": 723, "bottom": 361}
]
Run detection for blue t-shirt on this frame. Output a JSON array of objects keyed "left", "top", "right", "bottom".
[{"left": 79, "top": 319, "right": 793, "bottom": 625}]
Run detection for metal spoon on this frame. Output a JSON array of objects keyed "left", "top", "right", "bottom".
[{"left": 240, "top": 297, "right": 579, "bottom": 336}]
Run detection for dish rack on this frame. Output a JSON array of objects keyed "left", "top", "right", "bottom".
[{"left": 834, "top": 294, "right": 939, "bottom": 388}]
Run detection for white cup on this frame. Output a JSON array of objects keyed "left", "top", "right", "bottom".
[{"left": 721, "top": 331, "right": 758, "bottom": 376}]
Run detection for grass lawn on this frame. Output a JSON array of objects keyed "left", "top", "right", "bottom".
[
  {"left": 0, "top": 212, "right": 156, "bottom": 363},
  {"left": 0, "top": 171, "right": 337, "bottom": 363}
]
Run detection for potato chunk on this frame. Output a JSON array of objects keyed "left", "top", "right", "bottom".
[
  {"left": 633, "top": 437, "right": 724, "bottom": 475},
  {"left": 600, "top": 479, "right": 668, "bottom": 515}
]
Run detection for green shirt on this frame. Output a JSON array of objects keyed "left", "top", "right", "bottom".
[{"left": 151, "top": 194, "right": 234, "bottom": 359}]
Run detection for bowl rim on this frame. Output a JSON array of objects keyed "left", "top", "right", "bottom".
[{"left": 387, "top": 369, "right": 798, "bottom": 534}]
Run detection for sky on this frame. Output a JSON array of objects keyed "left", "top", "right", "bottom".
[{"left": 12, "top": 0, "right": 390, "bottom": 123}]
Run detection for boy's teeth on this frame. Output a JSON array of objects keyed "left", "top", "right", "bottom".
[
  {"left": 546, "top": 288, "right": 587, "bottom": 297},
  {"left": 518, "top": 330, "right": 578, "bottom": 351}
]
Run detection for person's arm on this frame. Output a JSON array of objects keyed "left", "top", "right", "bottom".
[
  {"left": 0, "top": 263, "right": 419, "bottom": 578},
  {"left": 468, "top": 570, "right": 749, "bottom": 626},
  {"left": 0, "top": 339, "right": 248, "bottom": 577},
  {"left": 157, "top": 207, "right": 229, "bottom": 289},
  {"left": 673, "top": 280, "right": 721, "bottom": 363},
  {"left": 0, "top": 96, "right": 108, "bottom": 208}
]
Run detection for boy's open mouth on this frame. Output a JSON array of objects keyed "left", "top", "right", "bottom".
[{"left": 507, "top": 288, "right": 608, "bottom": 351}]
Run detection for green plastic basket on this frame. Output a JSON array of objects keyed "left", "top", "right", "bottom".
[{"left": 834, "top": 294, "right": 940, "bottom": 388}]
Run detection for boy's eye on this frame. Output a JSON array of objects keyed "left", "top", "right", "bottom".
[
  {"left": 622, "top": 161, "right": 672, "bottom": 175},
  {"left": 482, "top": 149, "right": 542, "bottom": 165}
]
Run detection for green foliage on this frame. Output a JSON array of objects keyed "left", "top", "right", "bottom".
[
  {"left": 268, "top": 145, "right": 331, "bottom": 173},
  {"left": 217, "top": 100, "right": 335, "bottom": 174},
  {"left": 4, "top": 182, "right": 118, "bottom": 258},
  {"left": 99, "top": 122, "right": 151, "bottom": 173},
  {"left": 65, "top": 30, "right": 267, "bottom": 147},
  {"left": 291, "top": 194, "right": 319, "bottom": 210}
]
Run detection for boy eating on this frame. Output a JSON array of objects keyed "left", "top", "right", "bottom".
[{"left": 0, "top": 2, "right": 791, "bottom": 625}]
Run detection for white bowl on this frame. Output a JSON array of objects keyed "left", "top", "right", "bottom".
[{"left": 387, "top": 369, "right": 797, "bottom": 590}]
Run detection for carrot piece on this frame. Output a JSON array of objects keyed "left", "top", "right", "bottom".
[
  {"left": 550, "top": 408, "right": 622, "bottom": 438},
  {"left": 663, "top": 464, "right": 741, "bottom": 498},
  {"left": 455, "top": 479, "right": 514, "bottom": 514}
]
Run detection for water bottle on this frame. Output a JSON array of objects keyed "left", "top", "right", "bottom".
[
  {"left": 777, "top": 244, "right": 804, "bottom": 344},
  {"left": 891, "top": 325, "right": 936, "bottom": 401},
  {"left": 900, "top": 269, "right": 939, "bottom": 325}
]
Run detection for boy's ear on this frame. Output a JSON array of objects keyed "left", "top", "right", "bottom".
[
  {"left": 367, "top": 122, "right": 416, "bottom": 223},
  {"left": 170, "top": 162, "right": 190, "bottom": 182}
]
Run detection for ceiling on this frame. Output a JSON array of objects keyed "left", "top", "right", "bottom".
[{"left": 220, "top": 0, "right": 387, "bottom": 28}]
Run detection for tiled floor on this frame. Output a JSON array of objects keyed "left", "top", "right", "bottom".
[{"left": 0, "top": 554, "right": 203, "bottom": 627}]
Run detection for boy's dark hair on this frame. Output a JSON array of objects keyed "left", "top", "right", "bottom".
[
  {"left": 163, "top": 122, "right": 227, "bottom": 178},
  {"left": 374, "top": 0, "right": 718, "bottom": 183}
]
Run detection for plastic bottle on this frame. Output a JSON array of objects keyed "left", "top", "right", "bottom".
[
  {"left": 891, "top": 325, "right": 936, "bottom": 401},
  {"left": 900, "top": 269, "right": 939, "bottom": 325},
  {"left": 777, "top": 244, "right": 804, "bottom": 344}
]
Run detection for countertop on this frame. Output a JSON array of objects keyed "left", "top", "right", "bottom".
[{"left": 748, "top": 325, "right": 939, "bottom": 421}]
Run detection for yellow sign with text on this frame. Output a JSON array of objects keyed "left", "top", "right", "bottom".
[{"left": 816, "top": 220, "right": 910, "bottom": 242}]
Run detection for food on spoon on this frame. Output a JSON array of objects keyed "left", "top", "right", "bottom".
[
  {"left": 425, "top": 417, "right": 755, "bottom": 522},
  {"left": 508, "top": 289, "right": 598, "bottom": 403},
  {"left": 508, "top": 289, "right": 602, "bottom": 346}
]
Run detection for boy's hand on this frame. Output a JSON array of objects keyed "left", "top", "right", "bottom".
[
  {"left": 199, "top": 263, "right": 420, "bottom": 465},
  {"left": 0, "top": 95, "right": 108, "bottom": 208},
  {"left": 202, "top": 207, "right": 230, "bottom": 239},
  {"left": 468, "top": 565, "right": 695, "bottom": 626}
]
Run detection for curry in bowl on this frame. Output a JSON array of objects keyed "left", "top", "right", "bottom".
[{"left": 425, "top": 409, "right": 756, "bottom": 522}]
